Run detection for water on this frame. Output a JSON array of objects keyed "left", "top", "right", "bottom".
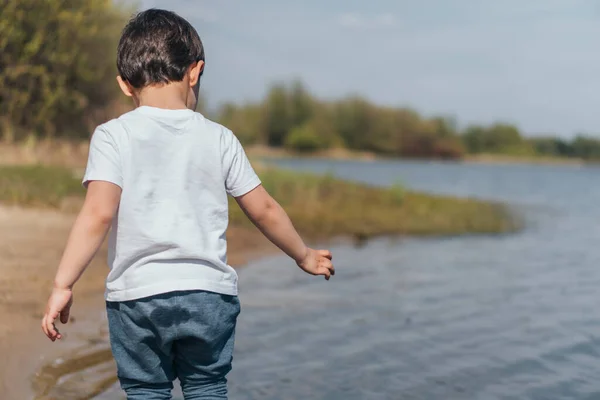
[{"left": 98, "top": 159, "right": 600, "bottom": 399}]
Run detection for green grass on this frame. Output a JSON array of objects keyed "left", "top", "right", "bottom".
[
  {"left": 0, "top": 165, "right": 83, "bottom": 208},
  {"left": 0, "top": 165, "right": 521, "bottom": 237},
  {"left": 230, "top": 168, "right": 520, "bottom": 237}
]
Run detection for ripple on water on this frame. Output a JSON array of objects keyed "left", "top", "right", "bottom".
[{"left": 83, "top": 161, "right": 600, "bottom": 399}]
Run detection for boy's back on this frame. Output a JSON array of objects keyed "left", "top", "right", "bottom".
[
  {"left": 42, "top": 8, "right": 334, "bottom": 400},
  {"left": 86, "top": 106, "right": 259, "bottom": 301}
]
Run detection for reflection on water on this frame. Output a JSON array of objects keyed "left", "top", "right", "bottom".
[{"left": 95, "top": 159, "right": 600, "bottom": 399}]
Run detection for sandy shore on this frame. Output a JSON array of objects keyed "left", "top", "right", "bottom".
[{"left": 0, "top": 205, "right": 275, "bottom": 399}]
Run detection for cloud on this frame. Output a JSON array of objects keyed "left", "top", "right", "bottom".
[
  {"left": 337, "top": 13, "right": 397, "bottom": 29},
  {"left": 338, "top": 13, "right": 363, "bottom": 28},
  {"left": 186, "top": 6, "right": 219, "bottom": 23},
  {"left": 376, "top": 13, "right": 396, "bottom": 27}
]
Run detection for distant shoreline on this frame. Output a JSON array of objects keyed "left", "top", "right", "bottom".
[
  {"left": 463, "top": 153, "right": 588, "bottom": 167},
  {"left": 1, "top": 140, "right": 593, "bottom": 169},
  {"left": 246, "top": 145, "right": 592, "bottom": 167}
]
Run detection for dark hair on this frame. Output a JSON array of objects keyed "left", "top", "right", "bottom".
[{"left": 117, "top": 9, "right": 204, "bottom": 89}]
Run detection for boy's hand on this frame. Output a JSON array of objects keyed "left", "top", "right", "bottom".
[
  {"left": 42, "top": 288, "right": 73, "bottom": 341},
  {"left": 297, "top": 248, "right": 335, "bottom": 280}
]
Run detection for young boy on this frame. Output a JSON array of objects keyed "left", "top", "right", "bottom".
[{"left": 41, "top": 8, "right": 334, "bottom": 400}]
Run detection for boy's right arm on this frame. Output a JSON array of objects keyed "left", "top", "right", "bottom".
[{"left": 235, "top": 185, "right": 335, "bottom": 280}]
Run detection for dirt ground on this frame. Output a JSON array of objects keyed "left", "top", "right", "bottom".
[{"left": 0, "top": 205, "right": 274, "bottom": 399}]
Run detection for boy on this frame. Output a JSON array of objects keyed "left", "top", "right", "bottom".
[{"left": 41, "top": 8, "right": 334, "bottom": 400}]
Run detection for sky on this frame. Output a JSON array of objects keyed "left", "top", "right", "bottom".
[{"left": 138, "top": 0, "right": 600, "bottom": 137}]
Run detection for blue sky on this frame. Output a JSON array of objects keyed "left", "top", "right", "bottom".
[{"left": 138, "top": 0, "right": 600, "bottom": 137}]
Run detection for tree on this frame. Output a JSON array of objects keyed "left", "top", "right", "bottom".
[
  {"left": 431, "top": 116, "right": 458, "bottom": 138},
  {"left": 332, "top": 97, "right": 373, "bottom": 150},
  {"left": 218, "top": 102, "right": 266, "bottom": 145},
  {"left": 485, "top": 123, "right": 523, "bottom": 153},
  {"left": 571, "top": 135, "right": 600, "bottom": 160},
  {"left": 285, "top": 124, "right": 322, "bottom": 153},
  {"left": 0, "top": 0, "right": 130, "bottom": 141},
  {"left": 529, "top": 136, "right": 572, "bottom": 157},
  {"left": 463, "top": 125, "right": 488, "bottom": 153},
  {"left": 462, "top": 123, "right": 525, "bottom": 154},
  {"left": 284, "top": 107, "right": 340, "bottom": 152},
  {"left": 288, "top": 80, "right": 314, "bottom": 127},
  {"left": 264, "top": 83, "right": 291, "bottom": 146}
]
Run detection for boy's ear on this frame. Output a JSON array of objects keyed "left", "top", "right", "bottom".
[
  {"left": 188, "top": 61, "right": 204, "bottom": 87},
  {"left": 116, "top": 76, "right": 134, "bottom": 97}
]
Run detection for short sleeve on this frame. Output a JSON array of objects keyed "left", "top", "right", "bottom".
[
  {"left": 222, "top": 130, "right": 261, "bottom": 197},
  {"left": 82, "top": 126, "right": 123, "bottom": 189}
]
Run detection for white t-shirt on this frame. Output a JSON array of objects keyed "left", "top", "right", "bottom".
[{"left": 83, "top": 106, "right": 261, "bottom": 302}]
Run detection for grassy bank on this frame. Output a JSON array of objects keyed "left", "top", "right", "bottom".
[
  {"left": 0, "top": 165, "right": 82, "bottom": 208},
  {"left": 232, "top": 169, "right": 520, "bottom": 237},
  {"left": 0, "top": 165, "right": 520, "bottom": 237},
  {"left": 248, "top": 145, "right": 594, "bottom": 167}
]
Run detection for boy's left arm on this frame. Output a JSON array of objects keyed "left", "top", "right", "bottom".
[{"left": 42, "top": 181, "right": 121, "bottom": 341}]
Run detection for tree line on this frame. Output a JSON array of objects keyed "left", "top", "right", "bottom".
[
  {"left": 217, "top": 81, "right": 600, "bottom": 161},
  {"left": 0, "top": 0, "right": 129, "bottom": 142},
  {"left": 2, "top": 0, "right": 600, "bottom": 161}
]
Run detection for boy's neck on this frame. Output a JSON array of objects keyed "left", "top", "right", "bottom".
[{"left": 135, "top": 83, "right": 194, "bottom": 111}]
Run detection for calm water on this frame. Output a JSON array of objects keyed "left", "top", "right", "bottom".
[{"left": 97, "top": 159, "right": 600, "bottom": 400}]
